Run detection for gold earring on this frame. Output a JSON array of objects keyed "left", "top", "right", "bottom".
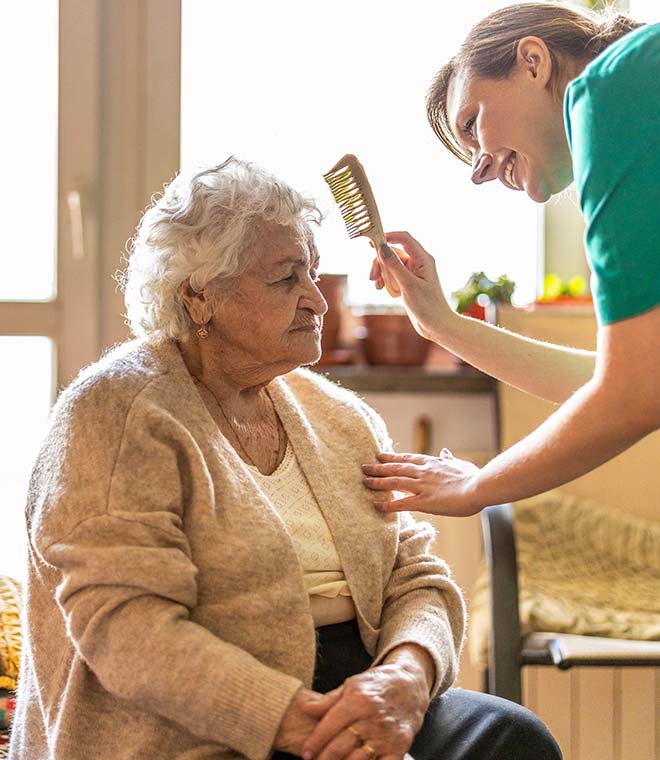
[{"left": 195, "top": 325, "right": 209, "bottom": 339}]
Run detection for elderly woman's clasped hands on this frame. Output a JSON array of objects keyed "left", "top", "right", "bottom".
[{"left": 276, "top": 643, "right": 433, "bottom": 760}]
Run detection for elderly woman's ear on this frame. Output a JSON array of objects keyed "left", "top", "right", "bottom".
[{"left": 178, "top": 280, "right": 216, "bottom": 328}]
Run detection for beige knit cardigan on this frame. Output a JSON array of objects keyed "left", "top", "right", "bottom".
[{"left": 10, "top": 340, "right": 465, "bottom": 760}]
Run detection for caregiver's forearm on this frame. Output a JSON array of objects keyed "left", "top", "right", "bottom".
[
  {"left": 432, "top": 310, "right": 595, "bottom": 404},
  {"left": 467, "top": 375, "right": 657, "bottom": 508}
]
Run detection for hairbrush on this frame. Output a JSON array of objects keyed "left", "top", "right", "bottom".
[{"left": 323, "top": 153, "right": 399, "bottom": 297}]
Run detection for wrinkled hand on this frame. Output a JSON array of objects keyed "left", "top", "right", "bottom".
[
  {"left": 362, "top": 450, "right": 482, "bottom": 517},
  {"left": 300, "top": 663, "right": 429, "bottom": 760},
  {"left": 369, "top": 232, "right": 453, "bottom": 340},
  {"left": 273, "top": 687, "right": 326, "bottom": 756}
]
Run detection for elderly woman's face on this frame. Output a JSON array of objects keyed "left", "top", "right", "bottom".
[{"left": 209, "top": 223, "right": 327, "bottom": 374}]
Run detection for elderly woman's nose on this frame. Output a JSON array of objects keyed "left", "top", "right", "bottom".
[
  {"left": 313, "top": 289, "right": 329, "bottom": 316},
  {"left": 305, "top": 280, "right": 328, "bottom": 315},
  {"left": 471, "top": 152, "right": 495, "bottom": 184}
]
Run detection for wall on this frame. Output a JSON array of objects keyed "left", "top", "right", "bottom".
[{"left": 543, "top": 192, "right": 591, "bottom": 286}]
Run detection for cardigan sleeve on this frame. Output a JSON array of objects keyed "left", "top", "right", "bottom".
[
  {"left": 356, "top": 396, "right": 466, "bottom": 695},
  {"left": 373, "top": 514, "right": 466, "bottom": 696},
  {"left": 39, "top": 395, "right": 303, "bottom": 760}
]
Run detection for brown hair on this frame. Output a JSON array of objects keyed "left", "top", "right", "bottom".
[{"left": 427, "top": 2, "right": 644, "bottom": 164}]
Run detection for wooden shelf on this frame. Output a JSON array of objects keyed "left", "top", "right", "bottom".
[{"left": 311, "top": 363, "right": 495, "bottom": 394}]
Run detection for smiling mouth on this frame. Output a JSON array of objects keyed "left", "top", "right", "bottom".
[{"left": 503, "top": 152, "right": 520, "bottom": 190}]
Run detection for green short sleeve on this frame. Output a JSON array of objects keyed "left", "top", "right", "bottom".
[{"left": 564, "top": 24, "right": 660, "bottom": 325}]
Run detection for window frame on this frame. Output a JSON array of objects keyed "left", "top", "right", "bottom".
[{"left": 0, "top": 0, "right": 182, "bottom": 391}]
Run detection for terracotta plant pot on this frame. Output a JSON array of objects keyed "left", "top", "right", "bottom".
[{"left": 360, "top": 311, "right": 432, "bottom": 366}]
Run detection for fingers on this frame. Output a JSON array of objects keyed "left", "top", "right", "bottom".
[
  {"left": 378, "top": 245, "right": 417, "bottom": 298},
  {"left": 369, "top": 257, "right": 386, "bottom": 290},
  {"left": 317, "top": 731, "right": 383, "bottom": 760},
  {"left": 302, "top": 670, "right": 417, "bottom": 760},
  {"left": 314, "top": 724, "right": 367, "bottom": 760},
  {"left": 302, "top": 703, "right": 354, "bottom": 760},
  {"left": 373, "top": 495, "right": 421, "bottom": 513},
  {"left": 369, "top": 246, "right": 410, "bottom": 295},
  {"left": 362, "top": 454, "right": 433, "bottom": 500},
  {"left": 378, "top": 244, "right": 406, "bottom": 274},
  {"left": 384, "top": 231, "right": 431, "bottom": 258},
  {"left": 363, "top": 475, "right": 419, "bottom": 493},
  {"left": 346, "top": 740, "right": 380, "bottom": 760},
  {"left": 382, "top": 233, "right": 439, "bottom": 287},
  {"left": 362, "top": 462, "right": 421, "bottom": 479},
  {"left": 302, "top": 687, "right": 343, "bottom": 716},
  {"left": 376, "top": 246, "right": 402, "bottom": 298},
  {"left": 376, "top": 452, "right": 428, "bottom": 465}
]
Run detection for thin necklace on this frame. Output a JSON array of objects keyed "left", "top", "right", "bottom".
[{"left": 192, "top": 376, "right": 283, "bottom": 472}]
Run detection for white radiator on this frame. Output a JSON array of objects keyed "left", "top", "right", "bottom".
[{"left": 523, "top": 666, "right": 660, "bottom": 760}]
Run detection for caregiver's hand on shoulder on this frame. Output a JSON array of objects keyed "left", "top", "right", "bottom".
[
  {"left": 369, "top": 232, "right": 453, "bottom": 341},
  {"left": 300, "top": 651, "right": 431, "bottom": 760},
  {"left": 273, "top": 687, "right": 325, "bottom": 756},
  {"left": 362, "top": 450, "right": 482, "bottom": 517}
]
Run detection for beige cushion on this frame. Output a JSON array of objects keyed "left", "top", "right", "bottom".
[{"left": 469, "top": 491, "right": 660, "bottom": 669}]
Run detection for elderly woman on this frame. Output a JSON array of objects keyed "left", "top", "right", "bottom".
[{"left": 10, "top": 158, "right": 560, "bottom": 760}]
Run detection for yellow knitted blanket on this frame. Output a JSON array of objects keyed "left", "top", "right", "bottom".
[
  {"left": 469, "top": 492, "right": 660, "bottom": 669},
  {"left": 0, "top": 576, "right": 21, "bottom": 691}
]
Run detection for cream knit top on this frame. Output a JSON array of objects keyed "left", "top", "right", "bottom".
[{"left": 251, "top": 443, "right": 356, "bottom": 627}]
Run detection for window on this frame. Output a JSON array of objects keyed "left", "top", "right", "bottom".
[
  {"left": 181, "top": 1, "right": 540, "bottom": 307},
  {"left": 1, "top": 5, "right": 58, "bottom": 302},
  {"left": 0, "top": 338, "right": 55, "bottom": 581},
  {"left": 0, "top": 5, "right": 58, "bottom": 582},
  {"left": 0, "top": 2, "right": 103, "bottom": 583},
  {"left": 630, "top": 0, "right": 658, "bottom": 21}
]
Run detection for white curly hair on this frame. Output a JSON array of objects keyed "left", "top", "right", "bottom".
[{"left": 120, "top": 157, "right": 324, "bottom": 342}]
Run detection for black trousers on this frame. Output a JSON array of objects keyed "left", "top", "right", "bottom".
[{"left": 274, "top": 620, "right": 562, "bottom": 760}]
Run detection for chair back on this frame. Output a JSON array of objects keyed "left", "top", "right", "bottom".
[{"left": 481, "top": 503, "right": 522, "bottom": 703}]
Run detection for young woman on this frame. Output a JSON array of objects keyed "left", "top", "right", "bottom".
[{"left": 362, "top": 3, "right": 660, "bottom": 517}]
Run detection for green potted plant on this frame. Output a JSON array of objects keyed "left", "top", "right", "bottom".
[{"left": 452, "top": 271, "right": 516, "bottom": 320}]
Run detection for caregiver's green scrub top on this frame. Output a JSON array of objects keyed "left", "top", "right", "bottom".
[{"left": 564, "top": 23, "right": 660, "bottom": 325}]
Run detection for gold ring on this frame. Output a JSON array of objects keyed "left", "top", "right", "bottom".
[
  {"left": 362, "top": 743, "right": 377, "bottom": 759},
  {"left": 347, "top": 725, "right": 364, "bottom": 747}
]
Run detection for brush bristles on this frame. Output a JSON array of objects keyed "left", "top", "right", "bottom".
[{"left": 323, "top": 165, "right": 375, "bottom": 239}]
